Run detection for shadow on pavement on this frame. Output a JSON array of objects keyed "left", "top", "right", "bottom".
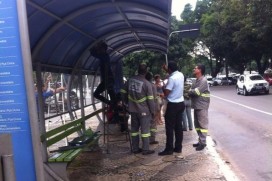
[{"left": 67, "top": 123, "right": 228, "bottom": 181}]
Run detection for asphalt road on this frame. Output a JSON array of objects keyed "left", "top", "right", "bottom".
[{"left": 209, "top": 85, "right": 272, "bottom": 181}]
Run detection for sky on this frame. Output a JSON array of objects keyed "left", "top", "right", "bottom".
[{"left": 171, "top": 0, "right": 197, "bottom": 20}]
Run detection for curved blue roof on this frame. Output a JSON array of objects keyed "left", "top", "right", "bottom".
[{"left": 26, "top": 0, "right": 172, "bottom": 75}]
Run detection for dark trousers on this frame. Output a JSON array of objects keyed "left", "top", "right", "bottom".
[
  {"left": 164, "top": 101, "right": 185, "bottom": 152},
  {"left": 93, "top": 80, "right": 116, "bottom": 105}
]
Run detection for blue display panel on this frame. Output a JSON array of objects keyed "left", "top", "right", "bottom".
[{"left": 0, "top": 0, "right": 36, "bottom": 180}]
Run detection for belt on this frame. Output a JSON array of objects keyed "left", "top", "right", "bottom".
[{"left": 168, "top": 101, "right": 183, "bottom": 104}]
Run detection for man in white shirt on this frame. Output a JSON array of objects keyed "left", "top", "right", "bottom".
[{"left": 158, "top": 61, "right": 185, "bottom": 156}]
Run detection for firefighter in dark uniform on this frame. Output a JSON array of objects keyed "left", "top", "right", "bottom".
[
  {"left": 121, "top": 64, "right": 156, "bottom": 155},
  {"left": 145, "top": 71, "right": 159, "bottom": 145},
  {"left": 189, "top": 64, "right": 210, "bottom": 151}
]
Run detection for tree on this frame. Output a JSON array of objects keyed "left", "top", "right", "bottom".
[
  {"left": 122, "top": 51, "right": 166, "bottom": 79},
  {"left": 198, "top": 0, "right": 257, "bottom": 75},
  {"left": 235, "top": 0, "right": 272, "bottom": 73},
  {"left": 198, "top": 0, "right": 272, "bottom": 75},
  {"left": 194, "top": 0, "right": 213, "bottom": 22},
  {"left": 124, "top": 0, "right": 272, "bottom": 77},
  {"left": 181, "top": 3, "right": 195, "bottom": 23}
]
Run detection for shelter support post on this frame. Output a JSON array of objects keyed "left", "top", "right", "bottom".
[
  {"left": 17, "top": 0, "right": 46, "bottom": 180},
  {"left": 0, "top": 134, "right": 16, "bottom": 181},
  {"left": 78, "top": 72, "right": 86, "bottom": 130},
  {"left": 2, "top": 155, "right": 16, "bottom": 181}
]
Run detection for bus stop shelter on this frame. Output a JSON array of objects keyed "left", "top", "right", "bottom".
[{"left": 0, "top": 0, "right": 172, "bottom": 181}]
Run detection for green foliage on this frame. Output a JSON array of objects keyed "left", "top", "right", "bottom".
[
  {"left": 194, "top": 0, "right": 212, "bottom": 22},
  {"left": 199, "top": 0, "right": 272, "bottom": 74},
  {"left": 122, "top": 51, "right": 167, "bottom": 79},
  {"left": 169, "top": 4, "right": 198, "bottom": 75},
  {"left": 181, "top": 3, "right": 195, "bottom": 23},
  {"left": 123, "top": 0, "right": 272, "bottom": 77},
  {"left": 122, "top": 3, "right": 198, "bottom": 79}
]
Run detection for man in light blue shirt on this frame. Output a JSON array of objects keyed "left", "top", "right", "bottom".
[
  {"left": 165, "top": 71, "right": 184, "bottom": 103},
  {"left": 158, "top": 61, "right": 185, "bottom": 156}
]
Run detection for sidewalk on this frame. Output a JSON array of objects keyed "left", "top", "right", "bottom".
[{"left": 67, "top": 120, "right": 235, "bottom": 181}]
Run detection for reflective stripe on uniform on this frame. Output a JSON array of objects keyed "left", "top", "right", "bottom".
[
  {"left": 195, "top": 88, "right": 201, "bottom": 95},
  {"left": 200, "top": 93, "right": 210, "bottom": 97},
  {"left": 194, "top": 88, "right": 210, "bottom": 98},
  {"left": 131, "top": 132, "right": 139, "bottom": 137},
  {"left": 150, "top": 128, "right": 157, "bottom": 132},
  {"left": 128, "top": 95, "right": 154, "bottom": 103},
  {"left": 141, "top": 133, "right": 151, "bottom": 138},
  {"left": 195, "top": 128, "right": 208, "bottom": 133},
  {"left": 120, "top": 89, "right": 127, "bottom": 94}
]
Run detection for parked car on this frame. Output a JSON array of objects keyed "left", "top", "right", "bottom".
[
  {"left": 232, "top": 76, "right": 238, "bottom": 85},
  {"left": 212, "top": 78, "right": 221, "bottom": 86},
  {"left": 221, "top": 77, "right": 231, "bottom": 85},
  {"left": 45, "top": 90, "right": 79, "bottom": 113},
  {"left": 207, "top": 78, "right": 214, "bottom": 87},
  {"left": 185, "top": 79, "right": 192, "bottom": 85},
  {"left": 186, "top": 78, "right": 196, "bottom": 85},
  {"left": 236, "top": 74, "right": 269, "bottom": 95},
  {"left": 220, "top": 77, "right": 237, "bottom": 85}
]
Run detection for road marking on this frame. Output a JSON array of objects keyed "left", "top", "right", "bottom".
[
  {"left": 207, "top": 136, "right": 240, "bottom": 181},
  {"left": 211, "top": 95, "right": 272, "bottom": 116}
]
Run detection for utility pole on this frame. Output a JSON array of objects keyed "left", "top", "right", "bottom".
[{"left": 166, "top": 28, "right": 200, "bottom": 65}]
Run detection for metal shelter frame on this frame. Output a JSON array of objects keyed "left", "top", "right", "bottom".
[
  {"left": 22, "top": 0, "right": 173, "bottom": 180},
  {"left": 27, "top": 0, "right": 172, "bottom": 73}
]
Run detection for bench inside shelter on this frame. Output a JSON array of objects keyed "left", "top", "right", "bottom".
[{"left": 40, "top": 108, "right": 104, "bottom": 181}]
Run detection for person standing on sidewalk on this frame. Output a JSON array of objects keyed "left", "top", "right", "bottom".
[
  {"left": 145, "top": 72, "right": 159, "bottom": 145},
  {"left": 189, "top": 64, "right": 210, "bottom": 151},
  {"left": 158, "top": 61, "right": 185, "bottom": 156},
  {"left": 121, "top": 63, "right": 156, "bottom": 155},
  {"left": 182, "top": 76, "right": 193, "bottom": 131},
  {"left": 154, "top": 74, "right": 164, "bottom": 125}
]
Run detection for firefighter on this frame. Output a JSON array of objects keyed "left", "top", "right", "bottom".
[
  {"left": 189, "top": 64, "right": 210, "bottom": 151},
  {"left": 121, "top": 64, "right": 156, "bottom": 155},
  {"left": 145, "top": 71, "right": 159, "bottom": 145}
]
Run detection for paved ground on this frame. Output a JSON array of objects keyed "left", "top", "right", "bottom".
[{"left": 66, "top": 118, "right": 235, "bottom": 181}]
